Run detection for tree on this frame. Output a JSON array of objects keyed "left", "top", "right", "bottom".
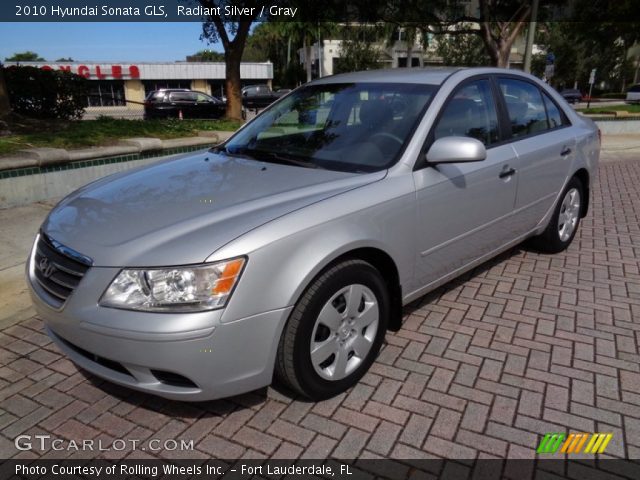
[
  {"left": 5, "top": 51, "right": 45, "bottom": 62},
  {"left": 55, "top": 57, "right": 74, "bottom": 62},
  {"left": 376, "top": 0, "right": 541, "bottom": 67},
  {"left": 0, "top": 64, "right": 10, "bottom": 118},
  {"left": 199, "top": 0, "right": 260, "bottom": 120},
  {"left": 334, "top": 37, "right": 383, "bottom": 73},
  {"left": 187, "top": 49, "right": 225, "bottom": 62},
  {"left": 430, "top": 0, "right": 533, "bottom": 67},
  {"left": 435, "top": 32, "right": 491, "bottom": 66}
]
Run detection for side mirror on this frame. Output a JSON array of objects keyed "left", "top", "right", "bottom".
[
  {"left": 426, "top": 137, "right": 487, "bottom": 164},
  {"left": 243, "top": 91, "right": 248, "bottom": 97}
]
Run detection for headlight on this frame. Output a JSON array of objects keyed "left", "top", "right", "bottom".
[{"left": 99, "top": 257, "right": 246, "bottom": 312}]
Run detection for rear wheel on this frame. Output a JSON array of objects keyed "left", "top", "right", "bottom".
[
  {"left": 529, "top": 176, "right": 583, "bottom": 253},
  {"left": 275, "top": 260, "right": 389, "bottom": 400}
]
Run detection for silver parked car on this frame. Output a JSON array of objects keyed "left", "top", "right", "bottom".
[{"left": 27, "top": 68, "right": 600, "bottom": 401}]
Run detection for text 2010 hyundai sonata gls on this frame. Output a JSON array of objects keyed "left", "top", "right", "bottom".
[{"left": 28, "top": 68, "right": 600, "bottom": 401}]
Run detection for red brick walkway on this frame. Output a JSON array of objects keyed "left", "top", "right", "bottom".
[{"left": 1, "top": 159, "right": 639, "bottom": 460}]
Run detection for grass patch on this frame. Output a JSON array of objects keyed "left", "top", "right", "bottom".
[
  {"left": 0, "top": 116, "right": 241, "bottom": 156},
  {"left": 577, "top": 104, "right": 640, "bottom": 114}
]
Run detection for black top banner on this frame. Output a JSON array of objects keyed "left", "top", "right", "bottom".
[{"left": 3, "top": 0, "right": 640, "bottom": 22}]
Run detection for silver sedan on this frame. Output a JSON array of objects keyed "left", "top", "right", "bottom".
[{"left": 27, "top": 68, "right": 600, "bottom": 401}]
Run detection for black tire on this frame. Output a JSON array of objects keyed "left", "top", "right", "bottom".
[
  {"left": 275, "top": 259, "right": 389, "bottom": 400},
  {"left": 529, "top": 176, "right": 584, "bottom": 254}
]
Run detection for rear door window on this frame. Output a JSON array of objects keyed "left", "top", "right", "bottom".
[
  {"left": 498, "top": 78, "right": 549, "bottom": 138},
  {"left": 169, "top": 92, "right": 197, "bottom": 102},
  {"left": 195, "top": 93, "right": 213, "bottom": 103}
]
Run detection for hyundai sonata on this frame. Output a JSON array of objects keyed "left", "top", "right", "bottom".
[{"left": 28, "top": 68, "right": 600, "bottom": 401}]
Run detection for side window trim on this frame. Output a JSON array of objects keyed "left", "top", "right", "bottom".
[{"left": 489, "top": 75, "right": 513, "bottom": 143}]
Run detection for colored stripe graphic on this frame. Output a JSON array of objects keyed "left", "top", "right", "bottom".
[
  {"left": 560, "top": 433, "right": 589, "bottom": 453},
  {"left": 538, "top": 433, "right": 613, "bottom": 454},
  {"left": 537, "top": 433, "right": 565, "bottom": 454},
  {"left": 584, "top": 433, "right": 613, "bottom": 454}
]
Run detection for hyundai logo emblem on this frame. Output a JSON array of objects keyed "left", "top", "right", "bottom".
[{"left": 38, "top": 257, "right": 57, "bottom": 278}]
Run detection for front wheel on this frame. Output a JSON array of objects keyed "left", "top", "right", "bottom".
[
  {"left": 529, "top": 176, "right": 583, "bottom": 253},
  {"left": 275, "top": 260, "right": 389, "bottom": 400}
]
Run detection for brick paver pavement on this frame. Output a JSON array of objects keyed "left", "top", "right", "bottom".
[{"left": 1, "top": 157, "right": 639, "bottom": 461}]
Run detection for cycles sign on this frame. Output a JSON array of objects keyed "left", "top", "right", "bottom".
[{"left": 39, "top": 64, "right": 141, "bottom": 79}]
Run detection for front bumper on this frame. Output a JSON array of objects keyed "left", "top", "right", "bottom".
[{"left": 27, "top": 245, "right": 292, "bottom": 401}]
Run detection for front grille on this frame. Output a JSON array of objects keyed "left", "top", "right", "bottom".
[{"left": 32, "top": 232, "right": 92, "bottom": 308}]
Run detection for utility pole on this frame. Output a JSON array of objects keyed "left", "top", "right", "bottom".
[
  {"left": 317, "top": 22, "right": 323, "bottom": 78},
  {"left": 523, "top": 0, "right": 539, "bottom": 73}
]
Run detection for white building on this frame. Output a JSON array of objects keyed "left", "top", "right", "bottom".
[{"left": 6, "top": 61, "right": 273, "bottom": 117}]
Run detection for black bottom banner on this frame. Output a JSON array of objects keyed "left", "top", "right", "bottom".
[{"left": 1, "top": 459, "right": 640, "bottom": 480}]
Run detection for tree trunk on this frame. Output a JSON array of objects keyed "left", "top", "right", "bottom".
[
  {"left": 225, "top": 47, "right": 244, "bottom": 121},
  {"left": 0, "top": 66, "right": 10, "bottom": 118},
  {"left": 497, "top": 44, "right": 511, "bottom": 68}
]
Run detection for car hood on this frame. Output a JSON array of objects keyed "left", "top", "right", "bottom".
[{"left": 42, "top": 151, "right": 384, "bottom": 267}]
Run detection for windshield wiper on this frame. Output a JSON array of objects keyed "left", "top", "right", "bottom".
[{"left": 241, "top": 148, "right": 323, "bottom": 169}]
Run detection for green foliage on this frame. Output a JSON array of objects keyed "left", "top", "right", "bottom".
[
  {"left": 600, "top": 92, "right": 626, "bottom": 99},
  {"left": 5, "top": 51, "right": 45, "bottom": 61},
  {"left": 532, "top": 20, "right": 639, "bottom": 93},
  {"left": 55, "top": 57, "right": 74, "bottom": 62},
  {"left": 0, "top": 117, "right": 241, "bottom": 156},
  {"left": 435, "top": 34, "right": 491, "bottom": 66},
  {"left": 4, "top": 66, "right": 88, "bottom": 120},
  {"left": 334, "top": 36, "right": 383, "bottom": 74},
  {"left": 578, "top": 104, "right": 640, "bottom": 114},
  {"left": 188, "top": 50, "right": 225, "bottom": 62}
]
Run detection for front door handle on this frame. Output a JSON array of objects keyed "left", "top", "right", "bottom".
[
  {"left": 561, "top": 147, "right": 572, "bottom": 156},
  {"left": 499, "top": 167, "right": 516, "bottom": 179}
]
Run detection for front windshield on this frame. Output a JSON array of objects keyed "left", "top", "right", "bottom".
[{"left": 223, "top": 82, "right": 437, "bottom": 173}]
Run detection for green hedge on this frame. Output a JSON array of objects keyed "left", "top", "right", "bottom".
[
  {"left": 600, "top": 92, "right": 626, "bottom": 99},
  {"left": 4, "top": 66, "right": 88, "bottom": 120}
]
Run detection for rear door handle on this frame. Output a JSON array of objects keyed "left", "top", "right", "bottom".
[
  {"left": 561, "top": 147, "right": 572, "bottom": 156},
  {"left": 499, "top": 167, "right": 516, "bottom": 179}
]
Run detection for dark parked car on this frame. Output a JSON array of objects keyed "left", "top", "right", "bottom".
[
  {"left": 144, "top": 89, "right": 226, "bottom": 119},
  {"left": 242, "top": 84, "right": 286, "bottom": 109},
  {"left": 559, "top": 88, "right": 582, "bottom": 104}
]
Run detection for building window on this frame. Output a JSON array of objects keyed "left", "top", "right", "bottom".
[
  {"left": 87, "top": 81, "right": 125, "bottom": 107},
  {"left": 143, "top": 80, "right": 191, "bottom": 96}
]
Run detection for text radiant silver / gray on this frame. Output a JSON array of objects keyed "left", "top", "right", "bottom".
[{"left": 27, "top": 68, "right": 599, "bottom": 401}]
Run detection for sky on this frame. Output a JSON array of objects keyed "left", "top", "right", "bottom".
[{"left": 0, "top": 23, "right": 223, "bottom": 62}]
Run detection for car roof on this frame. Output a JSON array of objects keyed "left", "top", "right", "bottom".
[
  {"left": 312, "top": 68, "right": 461, "bottom": 85},
  {"left": 152, "top": 89, "right": 192, "bottom": 93},
  {"left": 310, "top": 67, "right": 557, "bottom": 87}
]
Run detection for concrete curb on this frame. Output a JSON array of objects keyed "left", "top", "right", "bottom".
[{"left": 0, "top": 130, "right": 235, "bottom": 172}]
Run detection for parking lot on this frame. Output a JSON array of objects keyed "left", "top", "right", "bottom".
[{"left": 0, "top": 147, "right": 639, "bottom": 461}]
